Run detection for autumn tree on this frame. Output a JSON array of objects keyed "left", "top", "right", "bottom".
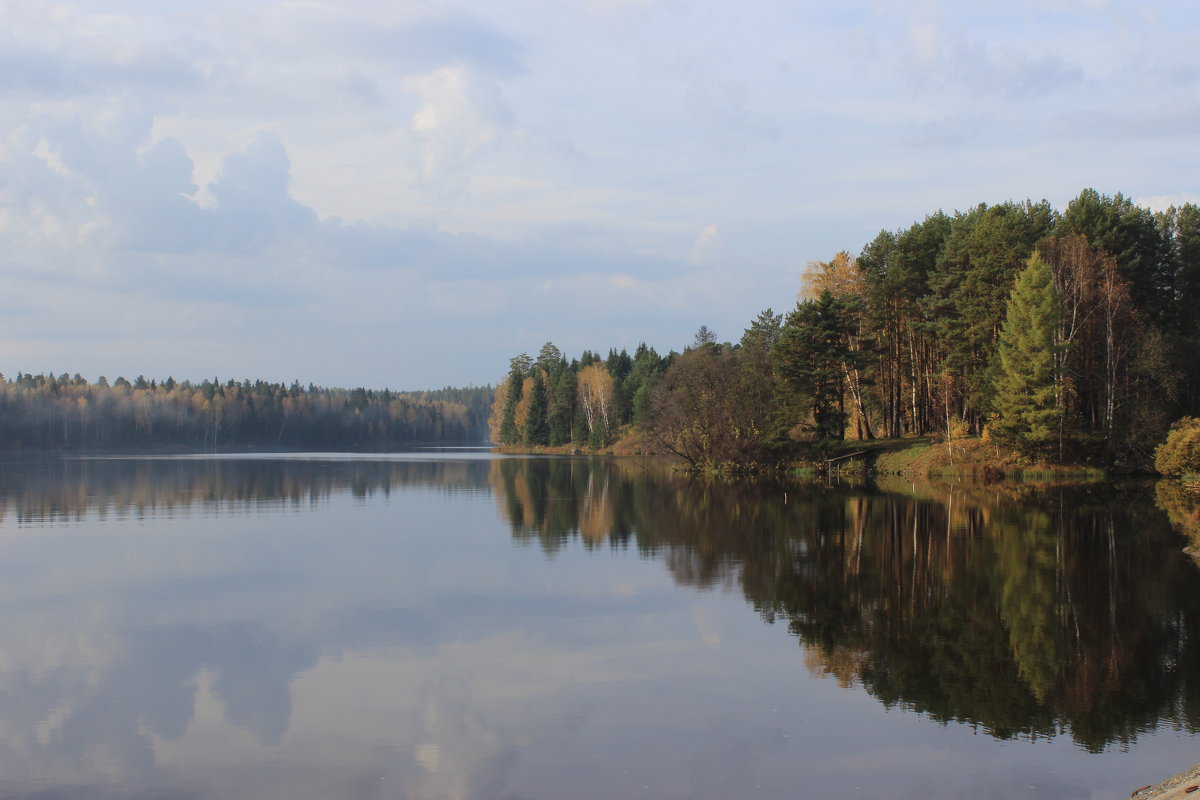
[
  {"left": 801, "top": 251, "right": 865, "bottom": 300},
  {"left": 577, "top": 363, "right": 615, "bottom": 446},
  {"left": 1059, "top": 188, "right": 1169, "bottom": 323},
  {"left": 1155, "top": 417, "right": 1200, "bottom": 476},
  {"left": 647, "top": 344, "right": 775, "bottom": 470},
  {"left": 801, "top": 255, "right": 876, "bottom": 439},
  {"left": 499, "top": 353, "right": 532, "bottom": 445}
]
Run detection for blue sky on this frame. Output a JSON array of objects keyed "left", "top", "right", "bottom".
[{"left": 2, "top": 0, "right": 1197, "bottom": 389}]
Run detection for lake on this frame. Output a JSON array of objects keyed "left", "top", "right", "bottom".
[{"left": 0, "top": 451, "right": 1197, "bottom": 799}]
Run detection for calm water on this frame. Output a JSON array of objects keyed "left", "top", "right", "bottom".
[{"left": 0, "top": 453, "right": 1198, "bottom": 799}]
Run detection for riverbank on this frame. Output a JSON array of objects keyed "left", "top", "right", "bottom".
[
  {"left": 868, "top": 436, "right": 1107, "bottom": 480},
  {"left": 495, "top": 432, "right": 1120, "bottom": 481},
  {"left": 1132, "top": 762, "right": 1200, "bottom": 799}
]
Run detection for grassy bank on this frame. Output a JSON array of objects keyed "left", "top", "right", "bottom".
[
  {"left": 496, "top": 431, "right": 1114, "bottom": 481},
  {"left": 863, "top": 436, "right": 1107, "bottom": 480}
]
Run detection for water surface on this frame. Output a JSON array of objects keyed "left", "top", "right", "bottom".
[{"left": 0, "top": 453, "right": 1197, "bottom": 799}]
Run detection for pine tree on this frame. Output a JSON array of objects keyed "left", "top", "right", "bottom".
[
  {"left": 547, "top": 368, "right": 575, "bottom": 447},
  {"left": 524, "top": 372, "right": 550, "bottom": 446},
  {"left": 773, "top": 291, "right": 858, "bottom": 441},
  {"left": 991, "top": 253, "right": 1062, "bottom": 455}
]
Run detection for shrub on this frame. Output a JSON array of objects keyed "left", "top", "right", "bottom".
[{"left": 1155, "top": 417, "right": 1200, "bottom": 476}]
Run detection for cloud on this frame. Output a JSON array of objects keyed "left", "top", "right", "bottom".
[
  {"left": 1136, "top": 193, "right": 1200, "bottom": 213},
  {"left": 0, "top": 43, "right": 200, "bottom": 98},
  {"left": 203, "top": 132, "right": 317, "bottom": 251},
  {"left": 406, "top": 67, "right": 516, "bottom": 193},
  {"left": 1051, "top": 98, "right": 1200, "bottom": 140},
  {"left": 371, "top": 14, "right": 527, "bottom": 77},
  {"left": 893, "top": 2, "right": 1085, "bottom": 98},
  {"left": 689, "top": 224, "right": 721, "bottom": 265},
  {"left": 901, "top": 113, "right": 993, "bottom": 148},
  {"left": 952, "top": 44, "right": 1084, "bottom": 98}
]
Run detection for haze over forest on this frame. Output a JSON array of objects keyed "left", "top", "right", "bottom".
[{"left": 3, "top": 1, "right": 1199, "bottom": 390}]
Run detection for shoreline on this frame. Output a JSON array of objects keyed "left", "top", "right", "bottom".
[
  {"left": 493, "top": 436, "right": 1121, "bottom": 481},
  {"left": 1132, "top": 763, "right": 1200, "bottom": 799}
]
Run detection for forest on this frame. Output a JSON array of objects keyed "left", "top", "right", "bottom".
[
  {"left": 0, "top": 373, "right": 492, "bottom": 451},
  {"left": 491, "top": 188, "right": 1200, "bottom": 472}
]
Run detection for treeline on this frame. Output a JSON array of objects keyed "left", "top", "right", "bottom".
[
  {"left": 496, "top": 189, "right": 1200, "bottom": 470},
  {"left": 0, "top": 372, "right": 492, "bottom": 450},
  {"left": 488, "top": 342, "right": 670, "bottom": 449}
]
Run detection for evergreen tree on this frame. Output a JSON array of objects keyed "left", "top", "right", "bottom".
[
  {"left": 524, "top": 372, "right": 550, "bottom": 446},
  {"left": 1060, "top": 188, "right": 1169, "bottom": 322},
  {"left": 536, "top": 342, "right": 563, "bottom": 375},
  {"left": 741, "top": 308, "right": 783, "bottom": 350},
  {"left": 547, "top": 368, "right": 576, "bottom": 447},
  {"left": 925, "top": 201, "right": 1055, "bottom": 427},
  {"left": 991, "top": 253, "right": 1062, "bottom": 454},
  {"left": 626, "top": 344, "right": 664, "bottom": 427},
  {"left": 773, "top": 291, "right": 858, "bottom": 441},
  {"left": 500, "top": 354, "right": 531, "bottom": 444}
]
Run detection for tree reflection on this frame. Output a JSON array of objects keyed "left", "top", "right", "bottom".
[
  {"left": 490, "top": 457, "right": 1200, "bottom": 751},
  {"left": 0, "top": 456, "right": 492, "bottom": 524}
]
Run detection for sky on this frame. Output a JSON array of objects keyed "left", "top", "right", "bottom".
[{"left": 2, "top": 0, "right": 1198, "bottom": 390}]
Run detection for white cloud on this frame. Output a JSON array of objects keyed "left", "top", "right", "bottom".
[
  {"left": 689, "top": 223, "right": 720, "bottom": 265},
  {"left": 406, "top": 67, "right": 515, "bottom": 193},
  {"left": 1136, "top": 193, "right": 1200, "bottom": 213}
]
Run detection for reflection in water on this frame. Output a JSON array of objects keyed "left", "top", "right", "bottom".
[
  {"left": 490, "top": 458, "right": 1200, "bottom": 752},
  {"left": 0, "top": 454, "right": 1198, "bottom": 798},
  {"left": 0, "top": 455, "right": 492, "bottom": 524},
  {"left": 1157, "top": 479, "right": 1200, "bottom": 551}
]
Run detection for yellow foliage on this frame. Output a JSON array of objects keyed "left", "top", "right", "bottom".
[
  {"left": 487, "top": 380, "right": 509, "bottom": 443},
  {"left": 800, "top": 250, "right": 865, "bottom": 300},
  {"left": 576, "top": 364, "right": 614, "bottom": 434},
  {"left": 514, "top": 376, "right": 535, "bottom": 433}
]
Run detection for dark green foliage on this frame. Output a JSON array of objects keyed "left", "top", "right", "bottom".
[
  {"left": 626, "top": 344, "right": 664, "bottom": 425},
  {"left": 1060, "top": 189, "right": 1170, "bottom": 322},
  {"left": 1169, "top": 204, "right": 1200, "bottom": 333},
  {"left": 926, "top": 201, "right": 1055, "bottom": 424},
  {"left": 572, "top": 399, "right": 589, "bottom": 446},
  {"left": 587, "top": 417, "right": 609, "bottom": 449},
  {"left": 524, "top": 372, "right": 550, "bottom": 446},
  {"left": 991, "top": 253, "right": 1062, "bottom": 454},
  {"left": 535, "top": 342, "right": 563, "bottom": 375},
  {"left": 741, "top": 308, "right": 783, "bottom": 350},
  {"left": 773, "top": 291, "right": 861, "bottom": 441},
  {"left": 858, "top": 214, "right": 953, "bottom": 438},
  {"left": 496, "top": 188, "right": 1200, "bottom": 468},
  {"left": 547, "top": 368, "right": 576, "bottom": 447},
  {"left": 1158, "top": 204, "right": 1200, "bottom": 412}
]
